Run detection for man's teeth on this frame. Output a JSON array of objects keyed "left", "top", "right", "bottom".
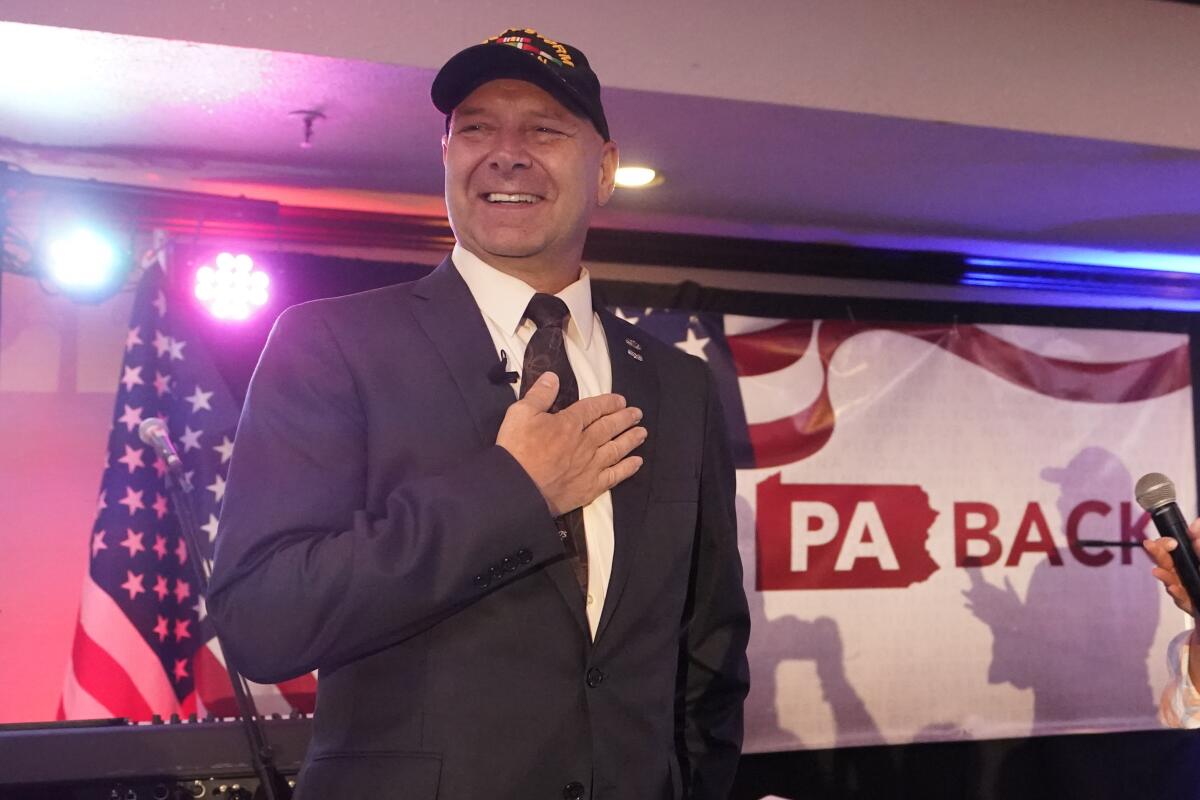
[{"left": 485, "top": 193, "right": 539, "bottom": 204}]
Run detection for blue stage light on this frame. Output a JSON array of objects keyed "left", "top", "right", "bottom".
[{"left": 41, "top": 227, "right": 129, "bottom": 300}]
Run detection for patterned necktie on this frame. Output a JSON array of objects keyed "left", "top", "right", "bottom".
[{"left": 519, "top": 293, "right": 588, "bottom": 596}]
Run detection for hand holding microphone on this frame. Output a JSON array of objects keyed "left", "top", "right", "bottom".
[{"left": 1139, "top": 472, "right": 1200, "bottom": 617}]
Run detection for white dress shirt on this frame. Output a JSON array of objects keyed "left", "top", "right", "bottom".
[{"left": 453, "top": 243, "right": 614, "bottom": 638}]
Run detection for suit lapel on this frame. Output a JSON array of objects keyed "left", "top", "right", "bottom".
[
  {"left": 412, "top": 256, "right": 591, "bottom": 635},
  {"left": 594, "top": 310, "right": 657, "bottom": 642},
  {"left": 409, "top": 256, "right": 515, "bottom": 445}
]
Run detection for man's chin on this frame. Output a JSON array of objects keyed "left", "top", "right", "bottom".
[{"left": 474, "top": 239, "right": 547, "bottom": 261}]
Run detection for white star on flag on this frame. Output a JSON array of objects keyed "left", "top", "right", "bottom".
[
  {"left": 117, "top": 404, "right": 144, "bottom": 432},
  {"left": 118, "top": 487, "right": 146, "bottom": 515},
  {"left": 120, "top": 366, "right": 144, "bottom": 392},
  {"left": 194, "top": 595, "right": 207, "bottom": 622},
  {"left": 152, "top": 493, "right": 169, "bottom": 520},
  {"left": 125, "top": 326, "right": 143, "bottom": 351},
  {"left": 167, "top": 337, "right": 187, "bottom": 361},
  {"left": 91, "top": 531, "right": 107, "bottom": 557},
  {"left": 613, "top": 307, "right": 640, "bottom": 325},
  {"left": 117, "top": 444, "right": 146, "bottom": 474},
  {"left": 152, "top": 330, "right": 171, "bottom": 357},
  {"left": 179, "top": 426, "right": 203, "bottom": 452},
  {"left": 213, "top": 436, "right": 235, "bottom": 464},
  {"left": 120, "top": 570, "right": 146, "bottom": 600},
  {"left": 185, "top": 386, "right": 214, "bottom": 413},
  {"left": 154, "top": 371, "right": 172, "bottom": 397},
  {"left": 201, "top": 513, "right": 221, "bottom": 542},
  {"left": 120, "top": 528, "right": 145, "bottom": 557},
  {"left": 207, "top": 473, "right": 227, "bottom": 503},
  {"left": 152, "top": 290, "right": 168, "bottom": 317},
  {"left": 675, "top": 327, "right": 711, "bottom": 361}
]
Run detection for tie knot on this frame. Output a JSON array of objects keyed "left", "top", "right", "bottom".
[{"left": 524, "top": 293, "right": 570, "bottom": 330}]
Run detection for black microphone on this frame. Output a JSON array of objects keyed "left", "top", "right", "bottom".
[
  {"left": 488, "top": 350, "right": 519, "bottom": 385},
  {"left": 1135, "top": 472, "right": 1200, "bottom": 612},
  {"left": 138, "top": 417, "right": 184, "bottom": 473}
]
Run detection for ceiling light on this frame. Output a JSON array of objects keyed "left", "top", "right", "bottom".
[{"left": 614, "top": 167, "right": 661, "bottom": 188}]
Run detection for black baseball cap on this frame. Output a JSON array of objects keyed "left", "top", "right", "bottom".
[{"left": 432, "top": 28, "right": 610, "bottom": 141}]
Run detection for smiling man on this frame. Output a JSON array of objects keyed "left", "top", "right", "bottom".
[{"left": 209, "top": 28, "right": 750, "bottom": 800}]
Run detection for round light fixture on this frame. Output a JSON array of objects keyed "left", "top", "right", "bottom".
[
  {"left": 40, "top": 226, "right": 130, "bottom": 302},
  {"left": 614, "top": 166, "right": 661, "bottom": 188},
  {"left": 194, "top": 252, "right": 270, "bottom": 321}
]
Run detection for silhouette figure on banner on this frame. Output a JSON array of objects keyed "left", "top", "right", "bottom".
[
  {"left": 963, "top": 447, "right": 1157, "bottom": 731},
  {"left": 963, "top": 447, "right": 1159, "bottom": 799},
  {"left": 734, "top": 496, "right": 894, "bottom": 800}
]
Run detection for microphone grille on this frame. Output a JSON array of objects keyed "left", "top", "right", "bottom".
[
  {"left": 137, "top": 416, "right": 166, "bottom": 446},
  {"left": 1135, "top": 472, "right": 1176, "bottom": 511}
]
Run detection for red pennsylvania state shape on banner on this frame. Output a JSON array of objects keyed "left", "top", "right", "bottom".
[{"left": 756, "top": 476, "right": 939, "bottom": 590}]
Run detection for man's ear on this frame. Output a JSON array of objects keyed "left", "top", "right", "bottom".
[
  {"left": 441, "top": 133, "right": 449, "bottom": 165},
  {"left": 597, "top": 141, "right": 619, "bottom": 207}
]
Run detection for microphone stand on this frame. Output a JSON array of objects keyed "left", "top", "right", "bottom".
[{"left": 163, "top": 464, "right": 291, "bottom": 800}]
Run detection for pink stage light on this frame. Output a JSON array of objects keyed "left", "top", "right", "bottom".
[{"left": 194, "top": 252, "right": 269, "bottom": 320}]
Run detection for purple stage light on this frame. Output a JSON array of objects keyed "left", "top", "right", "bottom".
[{"left": 194, "top": 252, "right": 269, "bottom": 320}]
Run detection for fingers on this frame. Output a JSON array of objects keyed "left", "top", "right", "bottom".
[
  {"left": 562, "top": 393, "right": 627, "bottom": 429},
  {"left": 597, "top": 425, "right": 648, "bottom": 468},
  {"left": 584, "top": 405, "right": 643, "bottom": 447},
  {"left": 1146, "top": 540, "right": 1196, "bottom": 615},
  {"left": 600, "top": 455, "right": 644, "bottom": 490},
  {"left": 518, "top": 371, "right": 560, "bottom": 414},
  {"left": 1144, "top": 538, "right": 1178, "bottom": 571}
]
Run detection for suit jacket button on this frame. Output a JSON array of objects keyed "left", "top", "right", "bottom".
[
  {"left": 563, "top": 781, "right": 585, "bottom": 800},
  {"left": 586, "top": 667, "right": 605, "bottom": 688},
  {"left": 517, "top": 548, "right": 533, "bottom": 564}
]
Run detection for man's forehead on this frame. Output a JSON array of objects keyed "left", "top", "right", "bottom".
[{"left": 453, "top": 79, "right": 581, "bottom": 120}]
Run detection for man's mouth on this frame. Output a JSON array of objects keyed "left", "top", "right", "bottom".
[{"left": 482, "top": 192, "right": 542, "bottom": 204}]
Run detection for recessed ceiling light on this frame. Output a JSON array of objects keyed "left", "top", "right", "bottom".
[{"left": 614, "top": 166, "right": 661, "bottom": 188}]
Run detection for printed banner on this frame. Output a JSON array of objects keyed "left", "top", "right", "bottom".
[{"left": 626, "top": 309, "right": 1195, "bottom": 751}]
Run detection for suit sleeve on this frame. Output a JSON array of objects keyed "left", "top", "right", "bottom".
[
  {"left": 207, "top": 303, "right": 561, "bottom": 683},
  {"left": 678, "top": 366, "right": 752, "bottom": 799}
]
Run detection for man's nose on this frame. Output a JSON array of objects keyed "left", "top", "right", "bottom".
[{"left": 488, "top": 129, "right": 531, "bottom": 172}]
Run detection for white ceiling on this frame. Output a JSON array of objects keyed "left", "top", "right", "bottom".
[{"left": 1, "top": 2, "right": 1199, "bottom": 263}]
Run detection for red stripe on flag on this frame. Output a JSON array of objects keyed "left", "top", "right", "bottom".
[
  {"left": 275, "top": 672, "right": 318, "bottom": 714},
  {"left": 71, "top": 622, "right": 154, "bottom": 721},
  {"left": 726, "top": 320, "right": 813, "bottom": 377},
  {"left": 194, "top": 641, "right": 239, "bottom": 718}
]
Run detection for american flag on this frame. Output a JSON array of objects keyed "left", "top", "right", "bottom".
[{"left": 59, "top": 253, "right": 316, "bottom": 721}]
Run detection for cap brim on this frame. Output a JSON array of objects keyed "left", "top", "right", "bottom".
[{"left": 432, "top": 44, "right": 603, "bottom": 137}]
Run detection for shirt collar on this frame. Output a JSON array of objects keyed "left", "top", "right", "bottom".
[{"left": 452, "top": 243, "right": 595, "bottom": 347}]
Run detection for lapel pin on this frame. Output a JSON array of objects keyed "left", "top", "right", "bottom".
[
  {"left": 627, "top": 348, "right": 644, "bottom": 361},
  {"left": 625, "top": 337, "right": 642, "bottom": 351}
]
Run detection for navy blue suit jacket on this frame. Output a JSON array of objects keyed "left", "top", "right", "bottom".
[{"left": 209, "top": 257, "right": 750, "bottom": 799}]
